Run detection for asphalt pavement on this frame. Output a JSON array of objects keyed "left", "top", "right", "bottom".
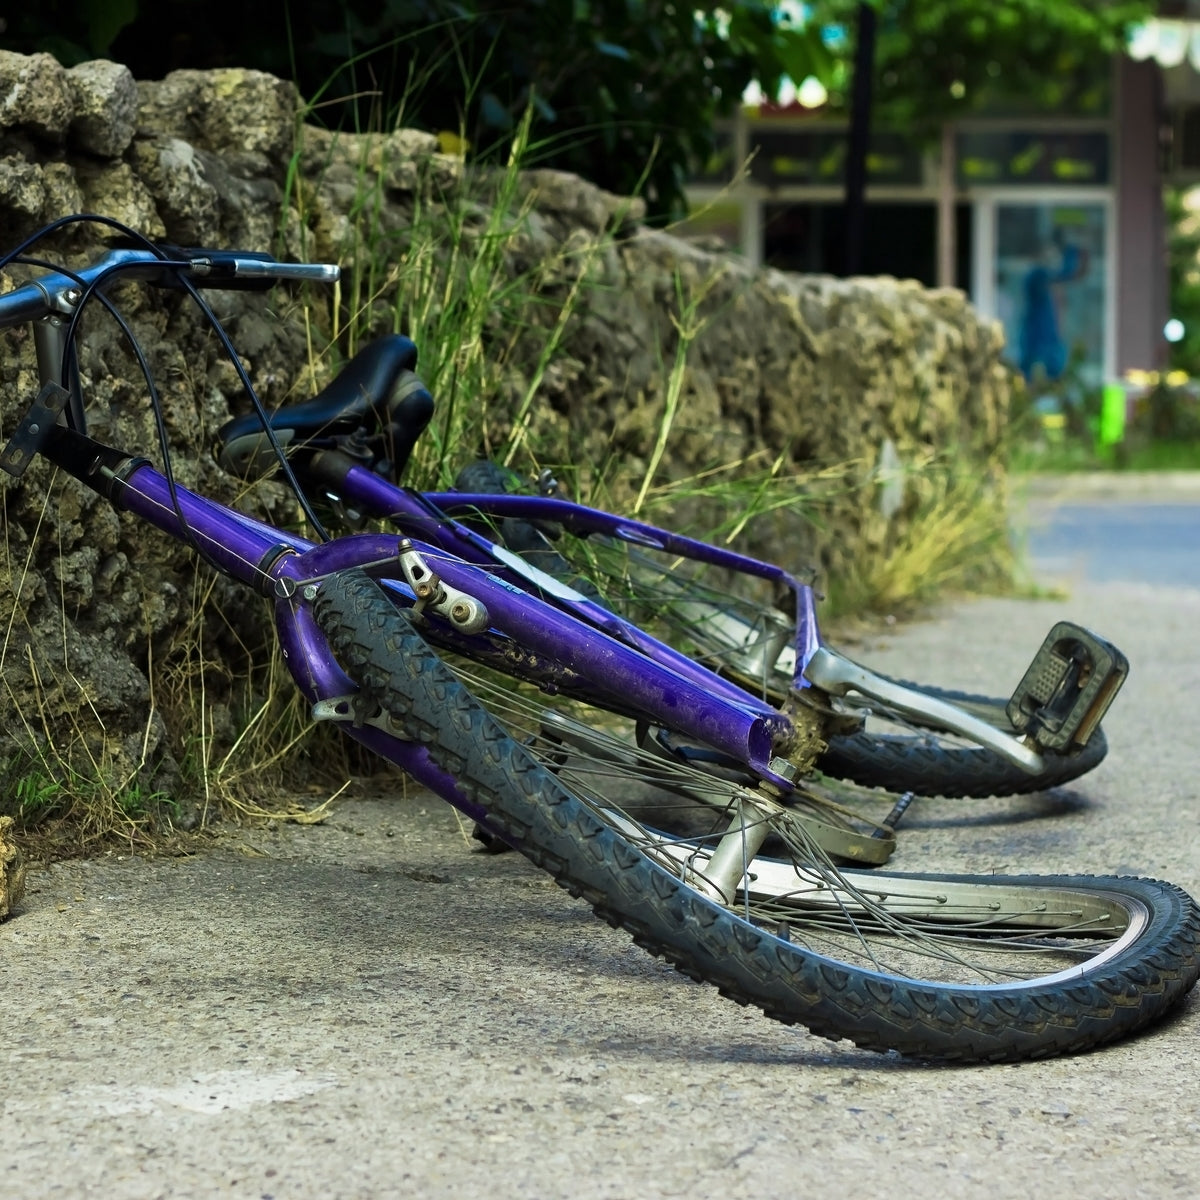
[
  {"left": 5, "top": 477, "right": 1200, "bottom": 1199},
  {"left": 1019, "top": 470, "right": 1200, "bottom": 588}
]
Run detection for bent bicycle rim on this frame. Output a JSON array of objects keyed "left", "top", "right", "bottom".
[{"left": 311, "top": 569, "right": 1200, "bottom": 1062}]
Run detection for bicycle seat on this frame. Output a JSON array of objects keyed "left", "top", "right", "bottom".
[{"left": 215, "top": 335, "right": 433, "bottom": 480}]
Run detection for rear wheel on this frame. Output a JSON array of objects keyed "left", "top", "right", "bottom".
[
  {"left": 311, "top": 568, "right": 1200, "bottom": 1062},
  {"left": 450, "top": 461, "right": 1107, "bottom": 799}
]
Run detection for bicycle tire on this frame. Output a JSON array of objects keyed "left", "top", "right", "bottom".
[
  {"left": 820, "top": 681, "right": 1109, "bottom": 798},
  {"left": 450, "top": 460, "right": 1107, "bottom": 800},
  {"left": 310, "top": 568, "right": 1200, "bottom": 1062}
]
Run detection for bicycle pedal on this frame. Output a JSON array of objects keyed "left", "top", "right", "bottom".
[
  {"left": 1006, "top": 621, "right": 1129, "bottom": 752},
  {"left": 1, "top": 382, "right": 70, "bottom": 479}
]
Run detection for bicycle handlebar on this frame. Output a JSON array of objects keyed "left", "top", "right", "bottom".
[
  {"left": 0, "top": 246, "right": 340, "bottom": 329},
  {"left": 169, "top": 249, "right": 341, "bottom": 287}
]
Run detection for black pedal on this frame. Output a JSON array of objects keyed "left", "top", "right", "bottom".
[
  {"left": 1006, "top": 621, "right": 1129, "bottom": 752},
  {"left": 1, "top": 382, "right": 70, "bottom": 479}
]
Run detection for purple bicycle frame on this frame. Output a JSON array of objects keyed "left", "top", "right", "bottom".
[
  {"left": 48, "top": 430, "right": 805, "bottom": 801},
  {"left": 314, "top": 461, "right": 825, "bottom": 686}
]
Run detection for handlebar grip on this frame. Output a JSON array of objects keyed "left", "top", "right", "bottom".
[
  {"left": 185, "top": 251, "right": 340, "bottom": 290},
  {"left": 103, "top": 239, "right": 340, "bottom": 289}
]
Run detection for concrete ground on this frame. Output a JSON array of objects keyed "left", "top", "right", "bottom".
[{"left": 5, "top": 486, "right": 1200, "bottom": 1199}]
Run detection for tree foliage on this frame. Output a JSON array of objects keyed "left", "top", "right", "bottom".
[
  {"left": 852, "top": 0, "right": 1154, "bottom": 129},
  {"left": 0, "top": 0, "right": 1156, "bottom": 218},
  {"left": 1166, "top": 187, "right": 1200, "bottom": 377},
  {"left": 2, "top": 1, "right": 827, "bottom": 217}
]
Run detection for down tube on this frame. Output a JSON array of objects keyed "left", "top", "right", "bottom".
[
  {"left": 278, "top": 534, "right": 791, "bottom": 781},
  {"left": 43, "top": 434, "right": 314, "bottom": 588}
]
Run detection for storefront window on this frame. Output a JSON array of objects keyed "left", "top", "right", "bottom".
[
  {"left": 957, "top": 131, "right": 1110, "bottom": 187},
  {"left": 748, "top": 129, "right": 922, "bottom": 187},
  {"left": 994, "top": 203, "right": 1107, "bottom": 387},
  {"left": 762, "top": 201, "right": 972, "bottom": 286}
]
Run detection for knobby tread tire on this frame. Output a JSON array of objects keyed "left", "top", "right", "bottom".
[
  {"left": 822, "top": 682, "right": 1109, "bottom": 799},
  {"left": 311, "top": 568, "right": 1200, "bottom": 1062}
]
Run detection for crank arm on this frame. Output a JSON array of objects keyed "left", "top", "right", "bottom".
[{"left": 804, "top": 646, "right": 1046, "bottom": 774}]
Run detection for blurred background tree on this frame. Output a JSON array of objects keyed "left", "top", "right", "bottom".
[
  {"left": 1167, "top": 187, "right": 1200, "bottom": 378},
  {"left": 854, "top": 0, "right": 1149, "bottom": 127},
  {"left": 0, "top": 0, "right": 1152, "bottom": 221},
  {"left": 1, "top": 0, "right": 831, "bottom": 219}
]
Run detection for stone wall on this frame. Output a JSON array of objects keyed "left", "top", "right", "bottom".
[{"left": 0, "top": 51, "right": 1011, "bottom": 804}]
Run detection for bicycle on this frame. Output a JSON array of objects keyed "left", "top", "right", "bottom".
[
  {"left": 4, "top": 214, "right": 1198, "bottom": 1063},
  {"left": 215, "top": 350, "right": 1114, "bottom": 806}
]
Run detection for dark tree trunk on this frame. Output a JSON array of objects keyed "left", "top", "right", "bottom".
[{"left": 844, "top": 2, "right": 877, "bottom": 276}]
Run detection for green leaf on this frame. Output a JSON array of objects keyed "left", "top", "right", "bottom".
[
  {"left": 82, "top": 0, "right": 139, "bottom": 56},
  {"left": 776, "top": 27, "right": 835, "bottom": 85}
]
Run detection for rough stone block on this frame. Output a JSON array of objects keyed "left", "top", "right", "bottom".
[
  {"left": 0, "top": 50, "right": 73, "bottom": 141},
  {"left": 0, "top": 816, "right": 26, "bottom": 919},
  {"left": 67, "top": 59, "right": 139, "bottom": 158}
]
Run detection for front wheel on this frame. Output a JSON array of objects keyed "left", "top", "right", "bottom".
[{"left": 310, "top": 569, "right": 1200, "bottom": 1062}]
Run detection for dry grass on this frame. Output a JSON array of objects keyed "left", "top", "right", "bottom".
[{"left": 824, "top": 457, "right": 1014, "bottom": 619}]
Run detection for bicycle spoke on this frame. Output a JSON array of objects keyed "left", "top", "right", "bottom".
[{"left": 447, "top": 659, "right": 1142, "bottom": 990}]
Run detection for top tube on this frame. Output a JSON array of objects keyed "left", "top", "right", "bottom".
[{"left": 427, "top": 489, "right": 798, "bottom": 583}]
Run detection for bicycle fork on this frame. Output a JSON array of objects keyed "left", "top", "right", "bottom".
[{"left": 692, "top": 799, "right": 774, "bottom": 906}]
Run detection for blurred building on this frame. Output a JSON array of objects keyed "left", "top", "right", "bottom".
[{"left": 682, "top": 51, "right": 1173, "bottom": 390}]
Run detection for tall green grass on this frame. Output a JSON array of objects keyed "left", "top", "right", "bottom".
[{"left": 283, "top": 103, "right": 625, "bottom": 488}]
